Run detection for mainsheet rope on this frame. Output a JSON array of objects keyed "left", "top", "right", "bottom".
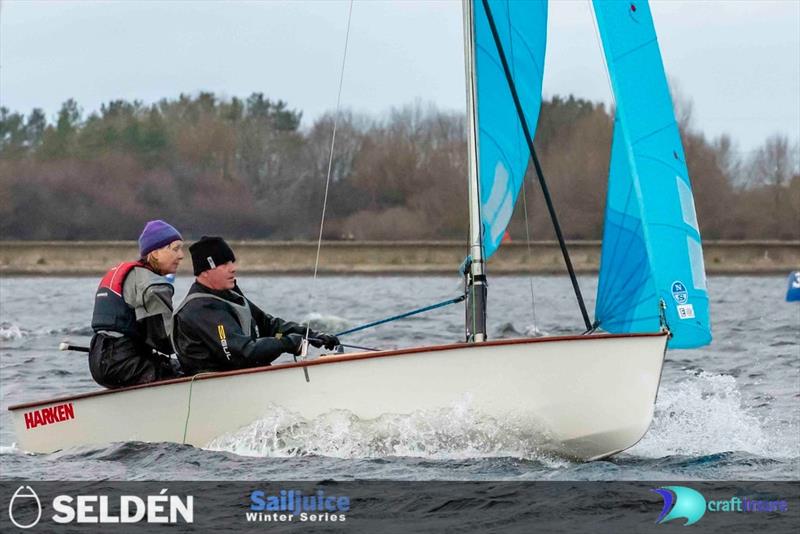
[{"left": 182, "top": 372, "right": 215, "bottom": 444}]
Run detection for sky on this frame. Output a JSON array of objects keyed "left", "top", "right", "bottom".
[{"left": 1, "top": 0, "right": 798, "bottom": 155}]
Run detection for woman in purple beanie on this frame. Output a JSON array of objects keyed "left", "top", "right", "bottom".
[{"left": 87, "top": 220, "right": 185, "bottom": 388}]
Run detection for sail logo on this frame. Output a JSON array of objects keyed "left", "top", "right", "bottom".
[
  {"left": 652, "top": 486, "right": 706, "bottom": 526},
  {"left": 670, "top": 281, "right": 688, "bottom": 304},
  {"left": 8, "top": 486, "right": 43, "bottom": 529},
  {"left": 677, "top": 304, "right": 695, "bottom": 320},
  {"left": 652, "top": 486, "right": 790, "bottom": 526}
]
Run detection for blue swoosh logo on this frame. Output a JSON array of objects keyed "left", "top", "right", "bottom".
[{"left": 652, "top": 486, "right": 707, "bottom": 526}]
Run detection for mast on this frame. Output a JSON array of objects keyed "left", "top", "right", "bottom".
[{"left": 462, "top": 0, "right": 487, "bottom": 342}]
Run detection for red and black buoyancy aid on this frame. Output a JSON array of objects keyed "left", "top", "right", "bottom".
[{"left": 91, "top": 261, "right": 147, "bottom": 338}]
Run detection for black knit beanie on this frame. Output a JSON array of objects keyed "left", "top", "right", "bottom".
[{"left": 189, "top": 236, "right": 236, "bottom": 275}]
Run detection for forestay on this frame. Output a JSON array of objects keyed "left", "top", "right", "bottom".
[
  {"left": 592, "top": 0, "right": 711, "bottom": 348},
  {"left": 473, "top": 0, "right": 547, "bottom": 259}
]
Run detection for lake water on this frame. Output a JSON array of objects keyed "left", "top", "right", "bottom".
[{"left": 0, "top": 274, "right": 798, "bottom": 481}]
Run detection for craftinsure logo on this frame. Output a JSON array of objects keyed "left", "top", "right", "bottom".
[
  {"left": 652, "top": 485, "right": 789, "bottom": 526},
  {"left": 7, "top": 485, "right": 194, "bottom": 528},
  {"left": 247, "top": 489, "right": 349, "bottom": 524}
]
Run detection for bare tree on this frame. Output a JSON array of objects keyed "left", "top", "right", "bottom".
[{"left": 750, "top": 134, "right": 795, "bottom": 188}]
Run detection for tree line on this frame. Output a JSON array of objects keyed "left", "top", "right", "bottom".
[{"left": 1, "top": 93, "right": 797, "bottom": 241}]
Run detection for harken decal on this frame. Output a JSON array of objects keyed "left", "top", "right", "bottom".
[{"left": 24, "top": 402, "right": 75, "bottom": 429}]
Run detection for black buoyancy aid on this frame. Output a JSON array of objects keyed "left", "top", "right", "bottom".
[
  {"left": 174, "top": 291, "right": 255, "bottom": 337},
  {"left": 91, "top": 261, "right": 147, "bottom": 338}
]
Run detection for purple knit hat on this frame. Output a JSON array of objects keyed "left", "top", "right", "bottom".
[{"left": 138, "top": 220, "right": 182, "bottom": 257}]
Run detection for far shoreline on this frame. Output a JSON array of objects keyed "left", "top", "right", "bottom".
[{"left": 1, "top": 240, "right": 798, "bottom": 276}]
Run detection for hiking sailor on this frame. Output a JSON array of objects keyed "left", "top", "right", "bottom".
[
  {"left": 88, "top": 220, "right": 185, "bottom": 388},
  {"left": 172, "top": 236, "right": 339, "bottom": 375}
]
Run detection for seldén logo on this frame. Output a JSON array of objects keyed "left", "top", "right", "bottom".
[
  {"left": 8, "top": 486, "right": 43, "bottom": 529},
  {"left": 6, "top": 486, "right": 194, "bottom": 528},
  {"left": 652, "top": 486, "right": 707, "bottom": 526}
]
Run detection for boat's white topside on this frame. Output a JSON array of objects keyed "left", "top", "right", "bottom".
[
  {"left": 10, "top": 332, "right": 669, "bottom": 460},
  {"left": 8, "top": 332, "right": 663, "bottom": 411}
]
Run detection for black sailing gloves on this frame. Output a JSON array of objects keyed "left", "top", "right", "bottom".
[
  {"left": 281, "top": 334, "right": 305, "bottom": 356},
  {"left": 281, "top": 333, "right": 340, "bottom": 356},
  {"left": 309, "top": 333, "right": 340, "bottom": 351}
]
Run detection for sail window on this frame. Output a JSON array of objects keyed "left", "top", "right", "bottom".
[
  {"left": 687, "top": 236, "right": 707, "bottom": 291},
  {"left": 484, "top": 161, "right": 514, "bottom": 245},
  {"left": 676, "top": 176, "right": 699, "bottom": 232}
]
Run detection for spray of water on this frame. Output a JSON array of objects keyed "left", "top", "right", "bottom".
[
  {"left": 300, "top": 313, "right": 351, "bottom": 334},
  {"left": 0, "top": 322, "right": 24, "bottom": 341},
  {"left": 207, "top": 371, "right": 798, "bottom": 465},
  {"left": 631, "top": 371, "right": 797, "bottom": 459},
  {"left": 206, "top": 397, "right": 565, "bottom": 464},
  {"left": 0, "top": 444, "right": 20, "bottom": 455}
]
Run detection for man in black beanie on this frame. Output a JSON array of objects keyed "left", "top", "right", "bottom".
[{"left": 172, "top": 236, "right": 340, "bottom": 375}]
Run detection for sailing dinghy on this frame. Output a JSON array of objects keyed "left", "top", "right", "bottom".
[{"left": 9, "top": 0, "right": 710, "bottom": 460}]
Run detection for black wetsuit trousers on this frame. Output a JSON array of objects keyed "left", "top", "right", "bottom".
[{"left": 88, "top": 333, "right": 180, "bottom": 389}]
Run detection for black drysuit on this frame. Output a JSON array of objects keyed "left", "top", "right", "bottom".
[{"left": 172, "top": 282, "right": 316, "bottom": 375}]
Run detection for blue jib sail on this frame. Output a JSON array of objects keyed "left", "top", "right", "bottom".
[
  {"left": 473, "top": 0, "right": 547, "bottom": 259},
  {"left": 593, "top": 0, "right": 711, "bottom": 348}
]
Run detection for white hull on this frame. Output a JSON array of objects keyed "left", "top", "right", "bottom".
[{"left": 10, "top": 333, "right": 667, "bottom": 460}]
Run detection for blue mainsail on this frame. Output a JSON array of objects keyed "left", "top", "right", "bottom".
[
  {"left": 593, "top": 0, "right": 711, "bottom": 348},
  {"left": 473, "top": 0, "right": 547, "bottom": 259}
]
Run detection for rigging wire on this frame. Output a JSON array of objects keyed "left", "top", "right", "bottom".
[
  {"left": 302, "top": 0, "right": 355, "bottom": 357},
  {"left": 503, "top": 3, "right": 539, "bottom": 334},
  {"left": 480, "top": 0, "right": 592, "bottom": 331},
  {"left": 520, "top": 177, "right": 540, "bottom": 334},
  {"left": 335, "top": 294, "right": 466, "bottom": 337}
]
